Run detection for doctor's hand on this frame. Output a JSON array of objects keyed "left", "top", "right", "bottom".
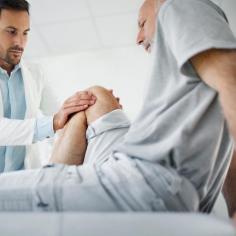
[{"left": 53, "top": 91, "right": 96, "bottom": 131}]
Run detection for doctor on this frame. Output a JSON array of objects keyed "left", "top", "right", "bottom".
[{"left": 0, "top": 0, "right": 96, "bottom": 172}]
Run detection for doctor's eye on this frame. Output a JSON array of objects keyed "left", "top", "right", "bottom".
[{"left": 5, "top": 29, "right": 17, "bottom": 36}]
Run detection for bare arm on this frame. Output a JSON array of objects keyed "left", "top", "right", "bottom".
[
  {"left": 223, "top": 151, "right": 236, "bottom": 217},
  {"left": 191, "top": 49, "right": 236, "bottom": 217},
  {"left": 191, "top": 49, "right": 236, "bottom": 141}
]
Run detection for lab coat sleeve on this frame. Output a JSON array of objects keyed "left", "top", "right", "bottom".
[
  {"left": 35, "top": 66, "right": 60, "bottom": 165},
  {"left": 0, "top": 117, "right": 35, "bottom": 146}
]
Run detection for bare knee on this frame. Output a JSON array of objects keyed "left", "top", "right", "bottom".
[
  {"left": 87, "top": 86, "right": 115, "bottom": 101},
  {"left": 85, "top": 86, "right": 121, "bottom": 125}
]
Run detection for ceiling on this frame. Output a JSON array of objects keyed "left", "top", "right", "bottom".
[
  {"left": 25, "top": 0, "right": 143, "bottom": 59},
  {"left": 24, "top": 0, "right": 236, "bottom": 60}
]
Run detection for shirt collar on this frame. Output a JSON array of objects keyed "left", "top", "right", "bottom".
[
  {"left": 12, "top": 63, "right": 21, "bottom": 74},
  {"left": 0, "top": 63, "right": 21, "bottom": 76}
]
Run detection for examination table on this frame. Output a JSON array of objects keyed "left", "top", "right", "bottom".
[{"left": 0, "top": 213, "right": 235, "bottom": 236}]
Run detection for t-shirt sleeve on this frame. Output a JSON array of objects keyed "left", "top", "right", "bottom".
[{"left": 159, "top": 0, "right": 236, "bottom": 75}]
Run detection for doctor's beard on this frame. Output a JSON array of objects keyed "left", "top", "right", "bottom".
[{"left": 1, "top": 45, "right": 24, "bottom": 66}]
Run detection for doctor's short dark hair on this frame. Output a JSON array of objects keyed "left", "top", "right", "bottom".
[{"left": 0, "top": 0, "right": 30, "bottom": 15}]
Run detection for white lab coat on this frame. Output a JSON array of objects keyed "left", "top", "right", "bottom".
[{"left": 0, "top": 61, "right": 59, "bottom": 169}]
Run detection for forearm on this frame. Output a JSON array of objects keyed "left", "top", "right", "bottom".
[
  {"left": 223, "top": 150, "right": 236, "bottom": 217},
  {"left": 191, "top": 50, "right": 236, "bottom": 144},
  {"left": 218, "top": 71, "right": 236, "bottom": 217},
  {"left": 219, "top": 76, "right": 236, "bottom": 217},
  {"left": 191, "top": 49, "right": 236, "bottom": 217},
  {"left": 218, "top": 82, "right": 236, "bottom": 144}
]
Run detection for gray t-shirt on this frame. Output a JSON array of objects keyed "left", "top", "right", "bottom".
[{"left": 116, "top": 0, "right": 236, "bottom": 212}]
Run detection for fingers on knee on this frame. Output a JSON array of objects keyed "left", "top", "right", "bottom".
[{"left": 87, "top": 86, "right": 120, "bottom": 108}]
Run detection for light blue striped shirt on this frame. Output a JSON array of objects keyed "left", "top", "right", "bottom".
[{"left": 0, "top": 64, "right": 54, "bottom": 172}]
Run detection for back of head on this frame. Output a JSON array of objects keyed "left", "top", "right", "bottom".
[{"left": 0, "top": 0, "right": 30, "bottom": 15}]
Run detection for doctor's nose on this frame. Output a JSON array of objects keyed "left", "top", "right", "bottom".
[{"left": 13, "top": 35, "right": 26, "bottom": 49}]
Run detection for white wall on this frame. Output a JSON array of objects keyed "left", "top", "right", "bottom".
[{"left": 36, "top": 46, "right": 151, "bottom": 121}]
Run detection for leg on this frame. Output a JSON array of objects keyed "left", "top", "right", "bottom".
[
  {"left": 50, "top": 86, "right": 122, "bottom": 166},
  {"left": 0, "top": 84, "right": 130, "bottom": 211},
  {"left": 0, "top": 157, "right": 199, "bottom": 212},
  {"left": 50, "top": 111, "right": 87, "bottom": 165},
  {"left": 83, "top": 86, "right": 129, "bottom": 164},
  {"left": 85, "top": 86, "right": 122, "bottom": 125},
  {"left": 0, "top": 89, "right": 198, "bottom": 213},
  {"left": 0, "top": 168, "right": 41, "bottom": 211}
]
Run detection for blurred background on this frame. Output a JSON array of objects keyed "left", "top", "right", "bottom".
[{"left": 24, "top": 0, "right": 236, "bottom": 218}]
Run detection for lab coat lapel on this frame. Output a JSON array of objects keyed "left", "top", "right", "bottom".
[{"left": 21, "top": 62, "right": 37, "bottom": 118}]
